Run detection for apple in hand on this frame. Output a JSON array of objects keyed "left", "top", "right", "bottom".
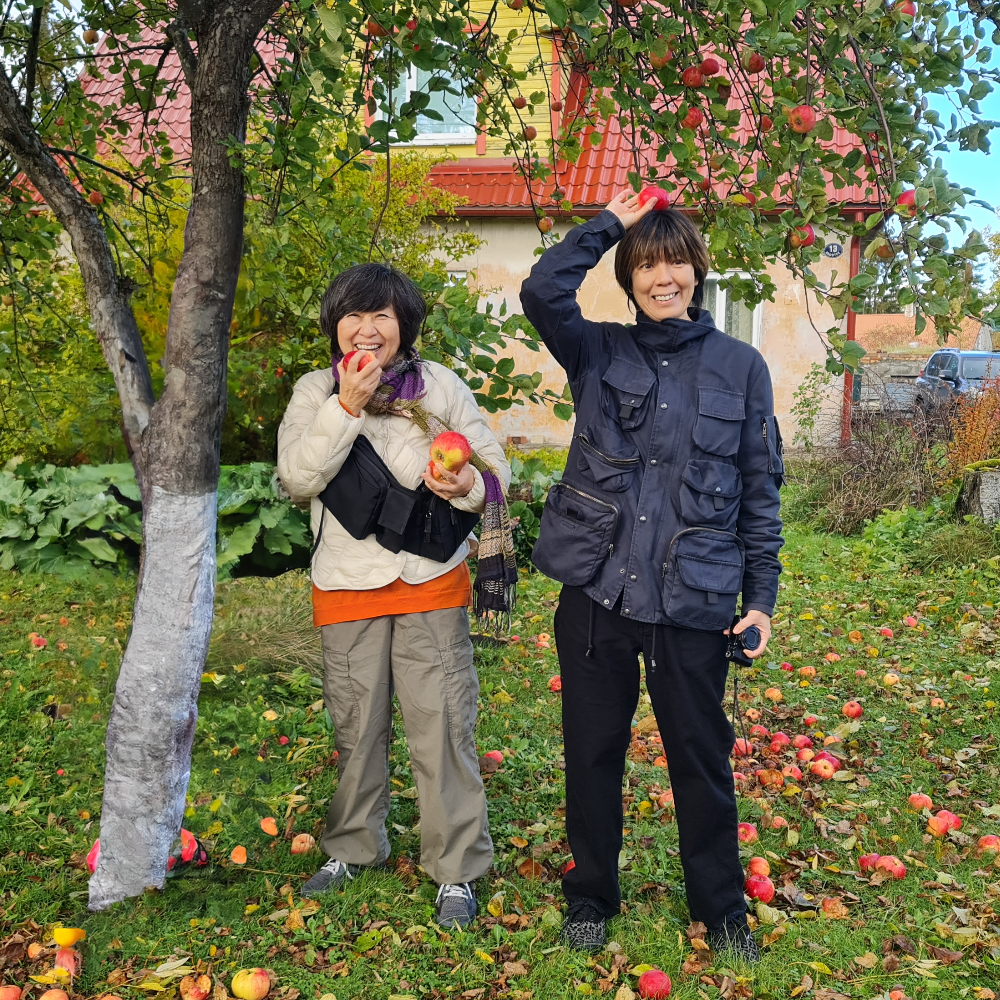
[
  {"left": 430, "top": 431, "right": 472, "bottom": 481},
  {"left": 639, "top": 187, "right": 671, "bottom": 211},
  {"left": 637, "top": 969, "right": 672, "bottom": 999},
  {"left": 342, "top": 349, "right": 375, "bottom": 371}
]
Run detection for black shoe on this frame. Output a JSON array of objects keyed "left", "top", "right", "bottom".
[
  {"left": 708, "top": 912, "right": 761, "bottom": 964},
  {"left": 560, "top": 898, "right": 607, "bottom": 951}
]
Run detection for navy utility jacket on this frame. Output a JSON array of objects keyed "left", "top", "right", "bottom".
[{"left": 521, "top": 210, "right": 784, "bottom": 630}]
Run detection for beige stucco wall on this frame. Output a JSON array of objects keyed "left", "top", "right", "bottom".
[{"left": 442, "top": 217, "right": 847, "bottom": 448}]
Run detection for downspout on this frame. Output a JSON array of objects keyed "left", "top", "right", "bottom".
[{"left": 840, "top": 211, "right": 865, "bottom": 446}]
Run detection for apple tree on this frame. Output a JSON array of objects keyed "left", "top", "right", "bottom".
[{"left": 1, "top": 0, "right": 998, "bottom": 909}]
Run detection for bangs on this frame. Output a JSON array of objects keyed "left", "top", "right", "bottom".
[{"left": 629, "top": 224, "right": 702, "bottom": 270}]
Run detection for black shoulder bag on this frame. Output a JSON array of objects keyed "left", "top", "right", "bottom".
[{"left": 315, "top": 433, "right": 479, "bottom": 563}]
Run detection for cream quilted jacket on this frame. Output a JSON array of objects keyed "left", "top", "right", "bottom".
[{"left": 276, "top": 363, "right": 511, "bottom": 591}]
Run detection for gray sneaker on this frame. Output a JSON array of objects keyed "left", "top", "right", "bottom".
[
  {"left": 435, "top": 882, "right": 477, "bottom": 928},
  {"left": 301, "top": 857, "right": 359, "bottom": 897}
]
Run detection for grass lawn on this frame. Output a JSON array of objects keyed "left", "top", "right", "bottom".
[{"left": 2, "top": 524, "right": 1000, "bottom": 999}]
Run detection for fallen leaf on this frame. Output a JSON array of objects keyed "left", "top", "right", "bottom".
[
  {"left": 502, "top": 961, "right": 528, "bottom": 977},
  {"left": 853, "top": 952, "right": 878, "bottom": 969},
  {"left": 517, "top": 858, "right": 545, "bottom": 879},
  {"left": 925, "top": 945, "right": 963, "bottom": 965}
]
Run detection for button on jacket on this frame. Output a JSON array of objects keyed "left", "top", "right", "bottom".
[{"left": 521, "top": 211, "right": 784, "bottom": 628}]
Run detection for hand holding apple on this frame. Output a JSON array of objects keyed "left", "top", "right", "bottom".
[
  {"left": 422, "top": 460, "right": 476, "bottom": 501},
  {"left": 337, "top": 350, "right": 382, "bottom": 416},
  {"left": 604, "top": 189, "right": 658, "bottom": 230}
]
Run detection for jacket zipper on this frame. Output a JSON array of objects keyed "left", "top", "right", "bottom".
[
  {"left": 578, "top": 434, "right": 640, "bottom": 468},
  {"left": 560, "top": 483, "right": 620, "bottom": 557},
  {"left": 762, "top": 417, "right": 773, "bottom": 474},
  {"left": 661, "top": 526, "right": 743, "bottom": 577}
]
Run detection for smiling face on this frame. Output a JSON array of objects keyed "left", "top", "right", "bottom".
[
  {"left": 630, "top": 258, "right": 697, "bottom": 321},
  {"left": 336, "top": 304, "right": 401, "bottom": 367}
]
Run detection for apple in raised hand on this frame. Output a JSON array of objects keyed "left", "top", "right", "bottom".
[
  {"left": 638, "top": 187, "right": 671, "bottom": 211},
  {"left": 430, "top": 431, "right": 472, "bottom": 481}
]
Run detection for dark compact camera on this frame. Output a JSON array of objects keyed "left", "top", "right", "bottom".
[{"left": 726, "top": 620, "right": 762, "bottom": 667}]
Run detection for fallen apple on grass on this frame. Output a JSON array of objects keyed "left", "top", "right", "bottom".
[
  {"left": 38, "top": 992, "right": 69, "bottom": 1000},
  {"left": 907, "top": 792, "right": 933, "bottom": 811},
  {"left": 747, "top": 856, "right": 770, "bottom": 877},
  {"left": 977, "top": 834, "right": 1000, "bottom": 855},
  {"left": 858, "top": 852, "right": 880, "bottom": 872},
  {"left": 0, "top": 987, "right": 22, "bottom": 1000},
  {"left": 745, "top": 873, "right": 775, "bottom": 903},
  {"left": 809, "top": 759, "right": 836, "bottom": 780},
  {"left": 180, "top": 975, "right": 213, "bottom": 1000},
  {"left": 733, "top": 738, "right": 752, "bottom": 757},
  {"left": 231, "top": 969, "right": 271, "bottom": 1000},
  {"left": 737, "top": 822, "right": 758, "bottom": 843},
  {"left": 874, "top": 855, "right": 907, "bottom": 879},
  {"left": 430, "top": 432, "right": 472, "bottom": 481},
  {"left": 260, "top": 816, "right": 278, "bottom": 836},
  {"left": 637, "top": 968, "right": 672, "bottom": 999},
  {"left": 483, "top": 749, "right": 505, "bottom": 764},
  {"left": 548, "top": 675, "right": 562, "bottom": 692},
  {"left": 842, "top": 700, "right": 863, "bottom": 719},
  {"left": 290, "top": 833, "right": 316, "bottom": 854}
]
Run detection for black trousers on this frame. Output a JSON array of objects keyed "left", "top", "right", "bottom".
[{"left": 555, "top": 585, "right": 746, "bottom": 929}]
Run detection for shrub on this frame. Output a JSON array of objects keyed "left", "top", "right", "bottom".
[
  {"left": 945, "top": 375, "right": 1000, "bottom": 479},
  {"left": 506, "top": 452, "right": 564, "bottom": 567}
]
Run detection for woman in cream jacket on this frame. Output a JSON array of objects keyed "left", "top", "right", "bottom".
[{"left": 277, "top": 263, "right": 510, "bottom": 928}]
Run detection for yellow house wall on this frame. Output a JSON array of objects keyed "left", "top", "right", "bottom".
[{"left": 440, "top": 218, "right": 847, "bottom": 448}]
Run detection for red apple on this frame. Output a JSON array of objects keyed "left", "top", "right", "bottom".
[
  {"left": 548, "top": 675, "right": 562, "bottom": 692},
  {"left": 858, "top": 853, "right": 880, "bottom": 872},
  {"left": 484, "top": 749, "right": 504, "bottom": 763},
  {"left": 637, "top": 969, "right": 672, "bottom": 999},
  {"left": 680, "top": 106, "right": 704, "bottom": 129},
  {"left": 810, "top": 759, "right": 835, "bottom": 780},
  {"left": 803, "top": 714, "right": 818, "bottom": 727},
  {"left": 760, "top": 114, "right": 774, "bottom": 132},
  {"left": 342, "top": 349, "right": 375, "bottom": 371},
  {"left": 512, "top": 96, "right": 527, "bottom": 109},
  {"left": 523, "top": 125, "right": 538, "bottom": 140},
  {"left": 926, "top": 815, "right": 950, "bottom": 838},
  {"left": 895, "top": 0, "right": 916, "bottom": 14},
  {"left": 681, "top": 66, "right": 705, "bottom": 87},
  {"left": 741, "top": 51, "right": 766, "bottom": 74},
  {"left": 750, "top": 725, "right": 770, "bottom": 739},
  {"left": 87, "top": 837, "right": 101, "bottom": 874},
  {"left": 507, "top": 0, "right": 524, "bottom": 8},
  {"left": 699, "top": 57, "right": 720, "bottom": 76},
  {"left": 649, "top": 41, "right": 672, "bottom": 70},
  {"left": 367, "top": 18, "right": 390, "bottom": 36},
  {"left": 935, "top": 809, "right": 961, "bottom": 831},
  {"left": 792, "top": 734, "right": 813, "bottom": 749},
  {"left": 896, "top": 189, "right": 916, "bottom": 215},
  {"left": 89, "top": 190, "right": 104, "bottom": 206},
  {"left": 231, "top": 970, "right": 270, "bottom": 1000},
  {"left": 430, "top": 431, "right": 472, "bottom": 482},
  {"left": 745, "top": 874, "right": 775, "bottom": 903},
  {"left": 780, "top": 661, "right": 794, "bottom": 672},
  {"left": 813, "top": 750, "right": 841, "bottom": 770},
  {"left": 797, "top": 748, "right": 815, "bottom": 762},
  {"left": 782, "top": 764, "right": 803, "bottom": 781},
  {"left": 733, "top": 738, "right": 752, "bottom": 757},
  {"left": 880, "top": 627, "right": 894, "bottom": 638},
  {"left": 875, "top": 855, "right": 906, "bottom": 879},
  {"left": 788, "top": 105, "right": 817, "bottom": 133},
  {"left": 770, "top": 731, "right": 791, "bottom": 748},
  {"left": 747, "top": 856, "right": 770, "bottom": 877},
  {"left": 550, "top": 99, "right": 563, "bottom": 111},
  {"left": 907, "top": 792, "right": 933, "bottom": 811},
  {"left": 638, "top": 186, "right": 671, "bottom": 210},
  {"left": 696, "top": 175, "right": 711, "bottom": 193},
  {"left": 790, "top": 224, "right": 816, "bottom": 249},
  {"left": 537, "top": 216, "right": 554, "bottom": 233},
  {"left": 904, "top": 616, "right": 918, "bottom": 627},
  {"left": 977, "top": 834, "right": 1000, "bottom": 854},
  {"left": 0, "top": 989, "right": 23, "bottom": 1000},
  {"left": 737, "top": 822, "right": 758, "bottom": 843},
  {"left": 405, "top": 18, "right": 418, "bottom": 29},
  {"left": 842, "top": 701, "right": 863, "bottom": 719}
]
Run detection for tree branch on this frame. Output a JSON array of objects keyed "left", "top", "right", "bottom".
[
  {"left": 0, "top": 60, "right": 155, "bottom": 463},
  {"left": 165, "top": 19, "right": 198, "bottom": 89},
  {"left": 848, "top": 34, "right": 898, "bottom": 189},
  {"left": 23, "top": 3, "right": 43, "bottom": 119}
]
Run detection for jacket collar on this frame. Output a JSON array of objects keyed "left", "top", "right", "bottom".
[{"left": 633, "top": 307, "right": 718, "bottom": 354}]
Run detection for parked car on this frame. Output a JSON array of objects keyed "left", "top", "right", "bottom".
[{"left": 914, "top": 349, "right": 1000, "bottom": 409}]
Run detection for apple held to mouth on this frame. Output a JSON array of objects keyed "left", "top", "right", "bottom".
[
  {"left": 639, "top": 186, "right": 671, "bottom": 210},
  {"left": 343, "top": 349, "right": 376, "bottom": 371},
  {"left": 430, "top": 432, "right": 473, "bottom": 481}
]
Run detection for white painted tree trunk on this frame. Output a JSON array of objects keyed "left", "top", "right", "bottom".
[{"left": 88, "top": 488, "right": 217, "bottom": 910}]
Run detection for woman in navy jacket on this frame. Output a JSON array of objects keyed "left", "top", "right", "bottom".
[{"left": 521, "top": 191, "right": 784, "bottom": 959}]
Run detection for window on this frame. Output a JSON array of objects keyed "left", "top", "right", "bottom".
[
  {"left": 703, "top": 273, "right": 760, "bottom": 347},
  {"left": 939, "top": 353, "right": 959, "bottom": 379},
  {"left": 406, "top": 65, "right": 477, "bottom": 144},
  {"left": 961, "top": 356, "right": 999, "bottom": 380},
  {"left": 924, "top": 353, "right": 941, "bottom": 378}
]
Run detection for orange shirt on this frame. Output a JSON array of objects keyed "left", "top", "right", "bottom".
[{"left": 312, "top": 561, "right": 472, "bottom": 627}]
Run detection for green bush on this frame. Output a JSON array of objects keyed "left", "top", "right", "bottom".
[
  {"left": 506, "top": 453, "right": 563, "bottom": 568},
  {"left": 0, "top": 461, "right": 309, "bottom": 580}
]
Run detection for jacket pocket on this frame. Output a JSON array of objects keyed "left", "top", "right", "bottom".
[
  {"left": 602, "top": 358, "right": 656, "bottom": 430},
  {"left": 663, "top": 528, "right": 745, "bottom": 631},
  {"left": 531, "top": 482, "right": 619, "bottom": 587},
  {"left": 679, "top": 460, "right": 742, "bottom": 530},
  {"left": 762, "top": 415, "right": 785, "bottom": 484},
  {"left": 576, "top": 426, "right": 640, "bottom": 493},
  {"left": 693, "top": 387, "right": 745, "bottom": 457}
]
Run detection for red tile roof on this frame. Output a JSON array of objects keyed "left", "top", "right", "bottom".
[{"left": 430, "top": 114, "right": 882, "bottom": 216}]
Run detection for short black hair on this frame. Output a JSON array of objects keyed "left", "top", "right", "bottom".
[
  {"left": 614, "top": 209, "right": 713, "bottom": 312},
  {"left": 319, "top": 263, "right": 427, "bottom": 355}
]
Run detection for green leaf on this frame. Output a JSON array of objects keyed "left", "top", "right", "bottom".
[
  {"left": 76, "top": 536, "right": 120, "bottom": 563},
  {"left": 542, "top": 0, "right": 568, "bottom": 26}
]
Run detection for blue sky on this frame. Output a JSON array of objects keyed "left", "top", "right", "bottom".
[{"left": 925, "top": 38, "right": 1000, "bottom": 244}]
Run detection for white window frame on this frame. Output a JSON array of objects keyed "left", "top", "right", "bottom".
[
  {"left": 393, "top": 64, "right": 477, "bottom": 146},
  {"left": 704, "top": 271, "right": 762, "bottom": 349}
]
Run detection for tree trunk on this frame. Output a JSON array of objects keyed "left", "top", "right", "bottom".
[{"left": 89, "top": 2, "right": 278, "bottom": 908}]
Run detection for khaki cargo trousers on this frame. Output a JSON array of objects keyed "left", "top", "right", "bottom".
[{"left": 319, "top": 606, "right": 493, "bottom": 885}]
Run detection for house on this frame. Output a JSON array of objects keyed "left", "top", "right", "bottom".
[{"left": 78, "top": 19, "right": 892, "bottom": 448}]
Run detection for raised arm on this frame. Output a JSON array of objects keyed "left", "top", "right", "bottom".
[{"left": 519, "top": 191, "right": 655, "bottom": 381}]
